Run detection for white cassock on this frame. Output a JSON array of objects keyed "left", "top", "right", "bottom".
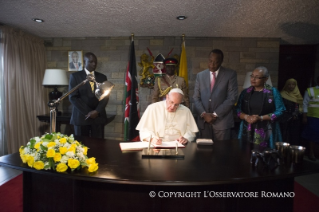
[{"left": 136, "top": 101, "right": 199, "bottom": 142}]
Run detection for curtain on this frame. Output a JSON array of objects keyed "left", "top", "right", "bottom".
[
  {"left": 0, "top": 28, "right": 8, "bottom": 156},
  {"left": 0, "top": 26, "right": 48, "bottom": 154}
]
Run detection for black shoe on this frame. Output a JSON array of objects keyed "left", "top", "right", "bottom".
[{"left": 308, "top": 155, "right": 317, "bottom": 161}]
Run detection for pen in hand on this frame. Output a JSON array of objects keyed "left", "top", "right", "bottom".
[
  {"left": 155, "top": 132, "right": 163, "bottom": 145},
  {"left": 85, "top": 115, "right": 90, "bottom": 120}
]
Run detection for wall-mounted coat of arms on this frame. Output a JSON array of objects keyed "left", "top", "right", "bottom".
[{"left": 139, "top": 48, "right": 179, "bottom": 89}]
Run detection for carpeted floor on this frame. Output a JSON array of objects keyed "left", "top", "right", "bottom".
[
  {"left": 294, "top": 181, "right": 319, "bottom": 212},
  {"left": 0, "top": 174, "right": 23, "bottom": 212}
]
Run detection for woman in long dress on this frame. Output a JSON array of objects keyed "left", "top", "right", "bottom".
[
  {"left": 280, "top": 78, "right": 303, "bottom": 145},
  {"left": 236, "top": 66, "right": 286, "bottom": 149}
]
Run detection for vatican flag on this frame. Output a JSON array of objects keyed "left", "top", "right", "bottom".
[{"left": 179, "top": 39, "right": 188, "bottom": 86}]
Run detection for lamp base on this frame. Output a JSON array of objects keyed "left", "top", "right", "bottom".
[
  {"left": 49, "top": 87, "right": 62, "bottom": 115},
  {"left": 49, "top": 87, "right": 62, "bottom": 101}
]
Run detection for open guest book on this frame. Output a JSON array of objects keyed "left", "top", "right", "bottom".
[{"left": 119, "top": 141, "right": 185, "bottom": 151}]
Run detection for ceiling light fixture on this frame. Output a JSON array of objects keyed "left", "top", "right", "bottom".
[
  {"left": 176, "top": 16, "right": 187, "bottom": 20},
  {"left": 32, "top": 18, "right": 44, "bottom": 23}
]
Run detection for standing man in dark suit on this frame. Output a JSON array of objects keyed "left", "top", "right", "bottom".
[
  {"left": 193, "top": 49, "right": 238, "bottom": 140},
  {"left": 69, "top": 52, "right": 109, "bottom": 138}
]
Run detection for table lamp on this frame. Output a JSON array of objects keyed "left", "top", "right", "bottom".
[
  {"left": 48, "top": 74, "right": 114, "bottom": 133},
  {"left": 42, "top": 69, "right": 69, "bottom": 100},
  {"left": 243, "top": 72, "right": 273, "bottom": 89}
]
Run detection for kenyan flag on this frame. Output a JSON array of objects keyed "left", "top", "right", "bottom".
[{"left": 124, "top": 40, "right": 140, "bottom": 141}]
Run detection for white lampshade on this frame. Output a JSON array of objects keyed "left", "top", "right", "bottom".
[
  {"left": 42, "top": 69, "right": 69, "bottom": 87},
  {"left": 242, "top": 72, "right": 272, "bottom": 89}
]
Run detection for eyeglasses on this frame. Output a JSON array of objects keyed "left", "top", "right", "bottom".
[
  {"left": 167, "top": 100, "right": 180, "bottom": 108},
  {"left": 166, "top": 97, "right": 180, "bottom": 108},
  {"left": 250, "top": 75, "right": 266, "bottom": 80}
]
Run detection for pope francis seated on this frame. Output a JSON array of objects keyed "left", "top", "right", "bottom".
[{"left": 136, "top": 88, "right": 199, "bottom": 145}]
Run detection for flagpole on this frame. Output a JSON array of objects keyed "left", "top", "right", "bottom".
[
  {"left": 124, "top": 33, "right": 140, "bottom": 141},
  {"left": 179, "top": 34, "right": 188, "bottom": 86}
]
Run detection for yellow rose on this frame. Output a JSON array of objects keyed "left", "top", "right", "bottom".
[
  {"left": 20, "top": 154, "right": 27, "bottom": 163},
  {"left": 86, "top": 157, "right": 96, "bottom": 165},
  {"left": 27, "top": 155, "right": 34, "bottom": 167},
  {"left": 68, "top": 146, "right": 76, "bottom": 153},
  {"left": 34, "top": 142, "right": 41, "bottom": 150},
  {"left": 54, "top": 153, "right": 62, "bottom": 162},
  {"left": 59, "top": 137, "right": 66, "bottom": 144},
  {"left": 46, "top": 149, "right": 55, "bottom": 158},
  {"left": 88, "top": 163, "right": 99, "bottom": 172},
  {"left": 19, "top": 146, "right": 24, "bottom": 154},
  {"left": 83, "top": 147, "right": 88, "bottom": 155},
  {"left": 56, "top": 163, "right": 68, "bottom": 172},
  {"left": 47, "top": 142, "right": 56, "bottom": 148},
  {"left": 33, "top": 161, "right": 44, "bottom": 170},
  {"left": 68, "top": 158, "right": 80, "bottom": 169},
  {"left": 59, "top": 147, "right": 67, "bottom": 155}
]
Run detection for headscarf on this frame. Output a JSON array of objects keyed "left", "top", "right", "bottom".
[{"left": 280, "top": 78, "right": 303, "bottom": 110}]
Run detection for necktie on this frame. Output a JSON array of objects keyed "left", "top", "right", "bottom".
[
  {"left": 75, "top": 63, "right": 79, "bottom": 70},
  {"left": 211, "top": 72, "right": 216, "bottom": 91},
  {"left": 90, "top": 72, "right": 94, "bottom": 92}
]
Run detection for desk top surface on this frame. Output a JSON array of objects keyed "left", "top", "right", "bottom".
[{"left": 0, "top": 137, "right": 318, "bottom": 186}]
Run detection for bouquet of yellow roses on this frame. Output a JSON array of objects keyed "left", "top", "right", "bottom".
[{"left": 19, "top": 132, "right": 98, "bottom": 173}]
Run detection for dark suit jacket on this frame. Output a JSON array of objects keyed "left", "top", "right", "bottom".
[
  {"left": 193, "top": 66, "right": 238, "bottom": 131},
  {"left": 69, "top": 70, "right": 109, "bottom": 126}
]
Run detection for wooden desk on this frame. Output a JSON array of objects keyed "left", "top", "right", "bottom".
[{"left": 0, "top": 138, "right": 318, "bottom": 212}]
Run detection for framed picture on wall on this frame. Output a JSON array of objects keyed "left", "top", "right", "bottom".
[{"left": 68, "top": 50, "right": 83, "bottom": 71}]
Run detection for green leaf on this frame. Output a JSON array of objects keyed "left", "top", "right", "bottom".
[
  {"left": 40, "top": 144, "right": 48, "bottom": 151},
  {"left": 30, "top": 139, "right": 36, "bottom": 149},
  {"left": 45, "top": 134, "right": 53, "bottom": 140},
  {"left": 49, "top": 158, "right": 55, "bottom": 170},
  {"left": 68, "top": 137, "right": 74, "bottom": 143},
  {"left": 42, "top": 139, "right": 50, "bottom": 143},
  {"left": 80, "top": 162, "right": 88, "bottom": 166},
  {"left": 52, "top": 133, "right": 58, "bottom": 141}
]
